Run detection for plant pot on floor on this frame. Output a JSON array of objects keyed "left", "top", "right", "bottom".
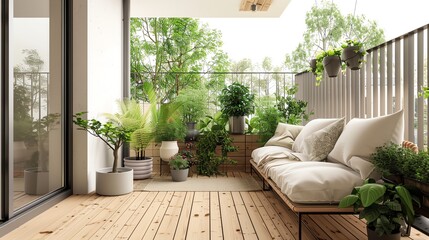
[
  {"left": 323, "top": 56, "right": 341, "bottom": 77},
  {"left": 229, "top": 116, "right": 245, "bottom": 134},
  {"left": 159, "top": 141, "right": 179, "bottom": 162},
  {"left": 367, "top": 226, "right": 400, "bottom": 240},
  {"left": 96, "top": 167, "right": 133, "bottom": 196},
  {"left": 124, "top": 157, "right": 153, "bottom": 180},
  {"left": 342, "top": 46, "right": 363, "bottom": 70},
  {"left": 24, "top": 168, "right": 49, "bottom": 195},
  {"left": 171, "top": 168, "right": 189, "bottom": 182}
]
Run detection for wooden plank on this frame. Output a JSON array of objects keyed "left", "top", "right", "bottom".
[
  {"left": 219, "top": 192, "right": 244, "bottom": 240},
  {"left": 231, "top": 192, "right": 258, "bottom": 240},
  {"left": 92, "top": 192, "right": 151, "bottom": 239},
  {"left": 300, "top": 215, "right": 331, "bottom": 240},
  {"left": 128, "top": 191, "right": 169, "bottom": 240},
  {"left": 241, "top": 192, "right": 276, "bottom": 239},
  {"left": 6, "top": 194, "right": 92, "bottom": 240},
  {"left": 43, "top": 195, "right": 115, "bottom": 239},
  {"left": 174, "top": 192, "right": 194, "bottom": 240},
  {"left": 142, "top": 192, "right": 175, "bottom": 239},
  {"left": 254, "top": 191, "right": 295, "bottom": 240},
  {"left": 113, "top": 192, "right": 159, "bottom": 239},
  {"left": 310, "top": 214, "right": 354, "bottom": 240},
  {"left": 70, "top": 193, "right": 137, "bottom": 239},
  {"left": 186, "top": 192, "right": 210, "bottom": 240},
  {"left": 210, "top": 192, "right": 223, "bottom": 240},
  {"left": 154, "top": 192, "right": 187, "bottom": 240},
  {"left": 330, "top": 215, "right": 366, "bottom": 240}
]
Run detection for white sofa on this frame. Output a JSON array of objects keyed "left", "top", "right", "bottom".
[{"left": 251, "top": 110, "right": 404, "bottom": 204}]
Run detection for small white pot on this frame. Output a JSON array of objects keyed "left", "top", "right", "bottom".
[
  {"left": 159, "top": 141, "right": 179, "bottom": 161},
  {"left": 96, "top": 167, "right": 133, "bottom": 196}
]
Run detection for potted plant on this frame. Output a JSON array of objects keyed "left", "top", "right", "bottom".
[
  {"left": 218, "top": 82, "right": 255, "bottom": 134},
  {"left": 106, "top": 83, "right": 158, "bottom": 179},
  {"left": 169, "top": 154, "right": 189, "bottom": 182},
  {"left": 341, "top": 39, "right": 366, "bottom": 70},
  {"left": 24, "top": 113, "right": 60, "bottom": 195},
  {"left": 309, "top": 58, "right": 317, "bottom": 73},
  {"left": 156, "top": 111, "right": 187, "bottom": 162},
  {"left": 175, "top": 86, "right": 208, "bottom": 141},
  {"left": 322, "top": 48, "right": 343, "bottom": 78},
  {"left": 339, "top": 179, "right": 416, "bottom": 240},
  {"left": 73, "top": 112, "right": 133, "bottom": 196}
]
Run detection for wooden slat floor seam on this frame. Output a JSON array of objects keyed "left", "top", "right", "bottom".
[{"left": 3, "top": 173, "right": 429, "bottom": 240}]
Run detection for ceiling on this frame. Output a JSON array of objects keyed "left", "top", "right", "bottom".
[{"left": 130, "top": 0, "right": 292, "bottom": 18}]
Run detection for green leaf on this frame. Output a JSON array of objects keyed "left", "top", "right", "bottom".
[
  {"left": 359, "top": 184, "right": 386, "bottom": 207},
  {"left": 338, "top": 195, "right": 359, "bottom": 208}
]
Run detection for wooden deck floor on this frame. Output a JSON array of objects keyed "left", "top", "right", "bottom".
[{"left": 3, "top": 173, "right": 429, "bottom": 240}]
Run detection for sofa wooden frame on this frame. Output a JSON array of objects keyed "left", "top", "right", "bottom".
[{"left": 250, "top": 160, "right": 356, "bottom": 240}]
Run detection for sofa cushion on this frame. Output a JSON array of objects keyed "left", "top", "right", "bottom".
[
  {"left": 265, "top": 123, "right": 304, "bottom": 149},
  {"left": 251, "top": 146, "right": 294, "bottom": 165},
  {"left": 268, "top": 161, "right": 363, "bottom": 203},
  {"left": 327, "top": 110, "right": 404, "bottom": 179},
  {"left": 292, "top": 118, "right": 341, "bottom": 153},
  {"left": 301, "top": 118, "right": 344, "bottom": 161}
]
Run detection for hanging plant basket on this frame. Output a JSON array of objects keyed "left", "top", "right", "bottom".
[
  {"left": 342, "top": 46, "right": 364, "bottom": 70},
  {"left": 309, "top": 59, "right": 317, "bottom": 73},
  {"left": 322, "top": 56, "right": 341, "bottom": 78}
]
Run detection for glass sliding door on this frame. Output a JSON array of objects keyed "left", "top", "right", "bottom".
[{"left": 12, "top": 0, "right": 64, "bottom": 210}]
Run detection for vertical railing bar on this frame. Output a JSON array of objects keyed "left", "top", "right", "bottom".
[
  {"left": 354, "top": 70, "right": 360, "bottom": 118},
  {"left": 366, "top": 52, "right": 372, "bottom": 118},
  {"left": 380, "top": 46, "right": 386, "bottom": 116},
  {"left": 346, "top": 70, "right": 351, "bottom": 121},
  {"left": 359, "top": 65, "right": 365, "bottom": 118},
  {"left": 373, "top": 49, "right": 379, "bottom": 117},
  {"left": 417, "top": 30, "right": 424, "bottom": 149},
  {"left": 387, "top": 42, "right": 393, "bottom": 114},
  {"left": 395, "top": 39, "right": 402, "bottom": 113},
  {"left": 408, "top": 34, "right": 415, "bottom": 142}
]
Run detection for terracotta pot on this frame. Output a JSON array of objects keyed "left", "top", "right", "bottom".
[
  {"left": 323, "top": 55, "right": 341, "bottom": 77},
  {"left": 342, "top": 46, "right": 364, "bottom": 70}
]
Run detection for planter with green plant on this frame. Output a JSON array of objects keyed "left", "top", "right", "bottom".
[
  {"left": 314, "top": 48, "right": 345, "bottom": 85},
  {"left": 339, "top": 179, "right": 416, "bottom": 240},
  {"left": 169, "top": 154, "right": 189, "bottom": 182},
  {"left": 175, "top": 86, "right": 208, "bottom": 141},
  {"left": 196, "top": 112, "right": 237, "bottom": 176},
  {"left": 218, "top": 82, "right": 255, "bottom": 134},
  {"left": 73, "top": 112, "right": 133, "bottom": 196},
  {"left": 341, "top": 39, "right": 366, "bottom": 70}
]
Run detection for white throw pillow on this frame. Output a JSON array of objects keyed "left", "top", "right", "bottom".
[
  {"left": 301, "top": 118, "right": 345, "bottom": 161},
  {"left": 327, "top": 110, "right": 404, "bottom": 179},
  {"left": 265, "top": 123, "right": 304, "bottom": 149},
  {"left": 292, "top": 118, "right": 342, "bottom": 153}
]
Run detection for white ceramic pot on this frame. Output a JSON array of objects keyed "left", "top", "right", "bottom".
[
  {"left": 96, "top": 167, "right": 133, "bottom": 196},
  {"left": 123, "top": 157, "right": 153, "bottom": 180},
  {"left": 24, "top": 168, "right": 49, "bottom": 195},
  {"left": 159, "top": 141, "right": 179, "bottom": 161}
]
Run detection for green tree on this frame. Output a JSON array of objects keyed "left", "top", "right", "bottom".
[
  {"left": 130, "top": 18, "right": 229, "bottom": 103},
  {"left": 285, "top": 0, "right": 385, "bottom": 72}
]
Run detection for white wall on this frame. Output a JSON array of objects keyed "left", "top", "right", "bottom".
[{"left": 73, "top": 0, "right": 123, "bottom": 194}]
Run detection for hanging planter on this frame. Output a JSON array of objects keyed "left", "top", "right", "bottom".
[
  {"left": 323, "top": 55, "right": 341, "bottom": 77},
  {"left": 309, "top": 58, "right": 317, "bottom": 73},
  {"left": 341, "top": 40, "right": 366, "bottom": 70}
]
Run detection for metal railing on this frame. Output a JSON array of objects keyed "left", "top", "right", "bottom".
[{"left": 295, "top": 24, "right": 429, "bottom": 149}]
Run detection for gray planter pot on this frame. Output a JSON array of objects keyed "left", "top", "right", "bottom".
[
  {"left": 323, "top": 55, "right": 341, "bottom": 77},
  {"left": 24, "top": 168, "right": 49, "bottom": 195},
  {"left": 342, "top": 46, "right": 363, "bottom": 70},
  {"left": 171, "top": 168, "right": 189, "bottom": 182},
  {"left": 367, "top": 226, "right": 400, "bottom": 240},
  {"left": 96, "top": 167, "right": 133, "bottom": 196},
  {"left": 229, "top": 116, "right": 245, "bottom": 134},
  {"left": 124, "top": 157, "right": 153, "bottom": 180}
]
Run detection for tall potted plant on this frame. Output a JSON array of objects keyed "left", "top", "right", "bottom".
[
  {"left": 218, "top": 82, "right": 255, "bottom": 134},
  {"left": 73, "top": 112, "right": 133, "bottom": 196},
  {"left": 341, "top": 39, "right": 366, "bottom": 70},
  {"left": 339, "top": 179, "right": 416, "bottom": 240},
  {"left": 175, "top": 86, "right": 208, "bottom": 141}
]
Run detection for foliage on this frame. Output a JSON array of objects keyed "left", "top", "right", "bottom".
[
  {"left": 73, "top": 112, "right": 132, "bottom": 173},
  {"left": 275, "top": 84, "right": 311, "bottom": 125},
  {"left": 105, "top": 82, "right": 158, "bottom": 159},
  {"left": 420, "top": 86, "right": 429, "bottom": 99},
  {"left": 249, "top": 106, "right": 282, "bottom": 143},
  {"left": 13, "top": 84, "right": 33, "bottom": 141},
  {"left": 175, "top": 86, "right": 208, "bottom": 123},
  {"left": 130, "top": 18, "right": 229, "bottom": 103},
  {"left": 285, "top": 0, "right": 384, "bottom": 73},
  {"left": 196, "top": 112, "right": 236, "bottom": 176},
  {"left": 155, "top": 102, "right": 186, "bottom": 142},
  {"left": 169, "top": 154, "right": 189, "bottom": 170},
  {"left": 218, "top": 82, "right": 255, "bottom": 117},
  {"left": 313, "top": 48, "right": 344, "bottom": 85},
  {"left": 402, "top": 151, "right": 429, "bottom": 184},
  {"left": 339, "top": 179, "right": 416, "bottom": 236},
  {"left": 341, "top": 39, "right": 365, "bottom": 55},
  {"left": 371, "top": 143, "right": 414, "bottom": 177}
]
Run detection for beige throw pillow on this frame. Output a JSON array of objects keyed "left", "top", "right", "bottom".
[
  {"left": 265, "top": 123, "right": 304, "bottom": 149},
  {"left": 292, "top": 118, "right": 342, "bottom": 153},
  {"left": 301, "top": 118, "right": 345, "bottom": 161},
  {"left": 327, "top": 110, "right": 404, "bottom": 179}
]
